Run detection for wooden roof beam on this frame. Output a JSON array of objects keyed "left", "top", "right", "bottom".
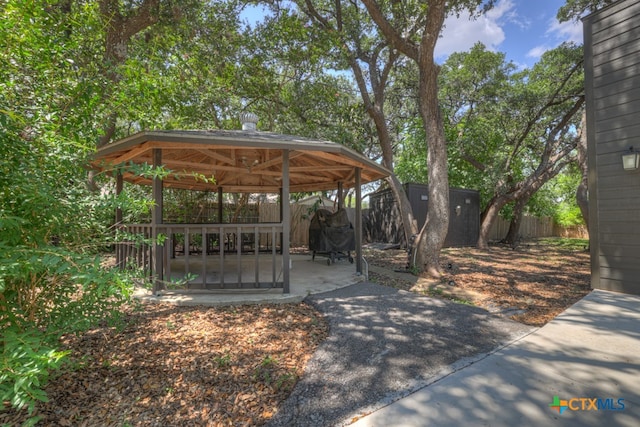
[
  {"left": 109, "top": 143, "right": 153, "bottom": 165},
  {"left": 251, "top": 150, "right": 305, "bottom": 171},
  {"left": 195, "top": 149, "right": 235, "bottom": 165},
  {"left": 307, "top": 150, "right": 370, "bottom": 169}
]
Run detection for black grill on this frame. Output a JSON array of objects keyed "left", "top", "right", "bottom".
[{"left": 308, "top": 209, "right": 355, "bottom": 265}]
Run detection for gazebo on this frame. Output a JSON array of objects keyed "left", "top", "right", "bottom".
[{"left": 91, "top": 117, "right": 390, "bottom": 295}]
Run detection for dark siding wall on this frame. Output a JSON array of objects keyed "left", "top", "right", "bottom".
[
  {"left": 584, "top": 0, "right": 640, "bottom": 294},
  {"left": 446, "top": 189, "right": 480, "bottom": 247},
  {"left": 368, "top": 189, "right": 405, "bottom": 245},
  {"left": 406, "top": 184, "right": 430, "bottom": 232},
  {"left": 368, "top": 184, "right": 480, "bottom": 248}
]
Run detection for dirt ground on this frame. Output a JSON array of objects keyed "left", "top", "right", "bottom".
[
  {"left": 364, "top": 238, "right": 591, "bottom": 326},
  {"left": 2, "top": 238, "right": 591, "bottom": 426}
]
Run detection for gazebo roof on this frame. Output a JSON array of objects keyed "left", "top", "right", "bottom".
[{"left": 91, "top": 129, "right": 390, "bottom": 193}]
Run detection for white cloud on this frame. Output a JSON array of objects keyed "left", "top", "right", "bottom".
[
  {"left": 435, "top": 0, "right": 515, "bottom": 59},
  {"left": 526, "top": 45, "right": 551, "bottom": 59},
  {"left": 527, "top": 16, "right": 583, "bottom": 61},
  {"left": 547, "top": 18, "right": 583, "bottom": 44}
]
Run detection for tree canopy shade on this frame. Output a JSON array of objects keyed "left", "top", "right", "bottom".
[{"left": 90, "top": 129, "right": 390, "bottom": 193}]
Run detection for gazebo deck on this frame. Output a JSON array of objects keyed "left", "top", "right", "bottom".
[{"left": 133, "top": 253, "right": 365, "bottom": 306}]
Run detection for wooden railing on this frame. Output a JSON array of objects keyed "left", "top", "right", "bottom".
[
  {"left": 116, "top": 223, "right": 285, "bottom": 291},
  {"left": 115, "top": 224, "right": 153, "bottom": 278}
]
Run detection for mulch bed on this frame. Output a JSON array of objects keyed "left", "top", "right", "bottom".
[
  {"left": 2, "top": 239, "right": 591, "bottom": 425},
  {"left": 2, "top": 303, "right": 328, "bottom": 427},
  {"left": 364, "top": 239, "right": 592, "bottom": 326}
]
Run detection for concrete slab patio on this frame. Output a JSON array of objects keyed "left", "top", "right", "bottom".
[
  {"left": 352, "top": 289, "right": 640, "bottom": 427},
  {"left": 134, "top": 253, "right": 365, "bottom": 306}
]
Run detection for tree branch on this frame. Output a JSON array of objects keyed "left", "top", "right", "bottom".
[{"left": 360, "top": 0, "right": 419, "bottom": 59}]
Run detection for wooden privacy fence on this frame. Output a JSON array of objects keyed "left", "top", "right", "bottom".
[
  {"left": 487, "top": 216, "right": 554, "bottom": 241},
  {"left": 553, "top": 224, "right": 589, "bottom": 239},
  {"left": 487, "top": 216, "right": 589, "bottom": 241},
  {"left": 268, "top": 203, "right": 584, "bottom": 246}
]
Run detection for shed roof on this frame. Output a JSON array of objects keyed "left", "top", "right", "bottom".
[{"left": 91, "top": 130, "right": 390, "bottom": 193}]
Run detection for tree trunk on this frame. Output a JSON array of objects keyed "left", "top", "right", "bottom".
[
  {"left": 477, "top": 195, "right": 510, "bottom": 249},
  {"left": 355, "top": 0, "right": 450, "bottom": 276},
  {"left": 343, "top": 43, "right": 419, "bottom": 248},
  {"left": 576, "top": 175, "right": 589, "bottom": 230},
  {"left": 413, "top": 56, "right": 449, "bottom": 277},
  {"left": 371, "top": 109, "right": 418, "bottom": 247},
  {"left": 370, "top": 90, "right": 419, "bottom": 246},
  {"left": 386, "top": 174, "right": 419, "bottom": 246},
  {"left": 503, "top": 195, "right": 531, "bottom": 245}
]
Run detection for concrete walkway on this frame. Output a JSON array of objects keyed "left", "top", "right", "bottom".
[
  {"left": 266, "top": 282, "right": 535, "bottom": 427},
  {"left": 351, "top": 290, "right": 640, "bottom": 427}
]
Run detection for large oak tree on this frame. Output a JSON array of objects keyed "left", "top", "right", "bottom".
[
  {"left": 273, "top": 0, "right": 420, "bottom": 246},
  {"left": 360, "top": 0, "right": 492, "bottom": 275},
  {"left": 439, "top": 43, "right": 585, "bottom": 248}
]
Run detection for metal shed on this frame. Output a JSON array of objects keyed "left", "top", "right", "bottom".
[{"left": 369, "top": 183, "right": 480, "bottom": 247}]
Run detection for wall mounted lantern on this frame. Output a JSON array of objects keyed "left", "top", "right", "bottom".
[{"left": 622, "top": 146, "right": 640, "bottom": 171}]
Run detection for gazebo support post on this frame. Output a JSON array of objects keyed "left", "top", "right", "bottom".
[
  {"left": 115, "top": 172, "right": 123, "bottom": 225},
  {"left": 282, "top": 149, "right": 291, "bottom": 293},
  {"left": 355, "top": 167, "right": 362, "bottom": 275},
  {"left": 337, "top": 181, "right": 343, "bottom": 210},
  {"left": 115, "top": 172, "right": 123, "bottom": 268},
  {"left": 279, "top": 188, "right": 283, "bottom": 253},
  {"left": 152, "top": 148, "right": 164, "bottom": 294}
]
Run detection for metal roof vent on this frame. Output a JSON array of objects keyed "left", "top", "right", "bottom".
[{"left": 240, "top": 112, "right": 259, "bottom": 131}]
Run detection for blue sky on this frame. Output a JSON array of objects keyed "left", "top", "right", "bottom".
[
  {"left": 438, "top": 0, "right": 583, "bottom": 68},
  {"left": 241, "top": 0, "right": 584, "bottom": 69}
]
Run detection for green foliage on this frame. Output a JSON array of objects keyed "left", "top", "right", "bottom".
[
  {"left": 557, "top": 0, "right": 616, "bottom": 22},
  {"left": 0, "top": 2, "right": 138, "bottom": 417},
  {"left": 439, "top": 42, "right": 583, "bottom": 217},
  {"left": 251, "top": 354, "right": 297, "bottom": 391},
  {"left": 1, "top": 330, "right": 68, "bottom": 416},
  {"left": 253, "top": 355, "right": 278, "bottom": 384},
  {"left": 534, "top": 167, "right": 585, "bottom": 226},
  {"left": 537, "top": 237, "right": 589, "bottom": 251},
  {"left": 554, "top": 204, "right": 584, "bottom": 227},
  {"left": 395, "top": 44, "right": 516, "bottom": 195},
  {"left": 213, "top": 353, "right": 232, "bottom": 368},
  {"left": 395, "top": 117, "right": 428, "bottom": 184},
  {"left": 0, "top": 114, "right": 134, "bottom": 418},
  {"left": 0, "top": 244, "right": 132, "bottom": 418}
]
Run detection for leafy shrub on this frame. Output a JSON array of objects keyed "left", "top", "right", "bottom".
[
  {"left": 0, "top": 244, "right": 131, "bottom": 417},
  {"left": 0, "top": 330, "right": 68, "bottom": 416},
  {"left": 0, "top": 110, "right": 133, "bottom": 419},
  {"left": 0, "top": 4, "right": 149, "bottom": 421}
]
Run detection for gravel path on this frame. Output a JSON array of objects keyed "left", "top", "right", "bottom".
[{"left": 266, "top": 282, "right": 535, "bottom": 427}]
